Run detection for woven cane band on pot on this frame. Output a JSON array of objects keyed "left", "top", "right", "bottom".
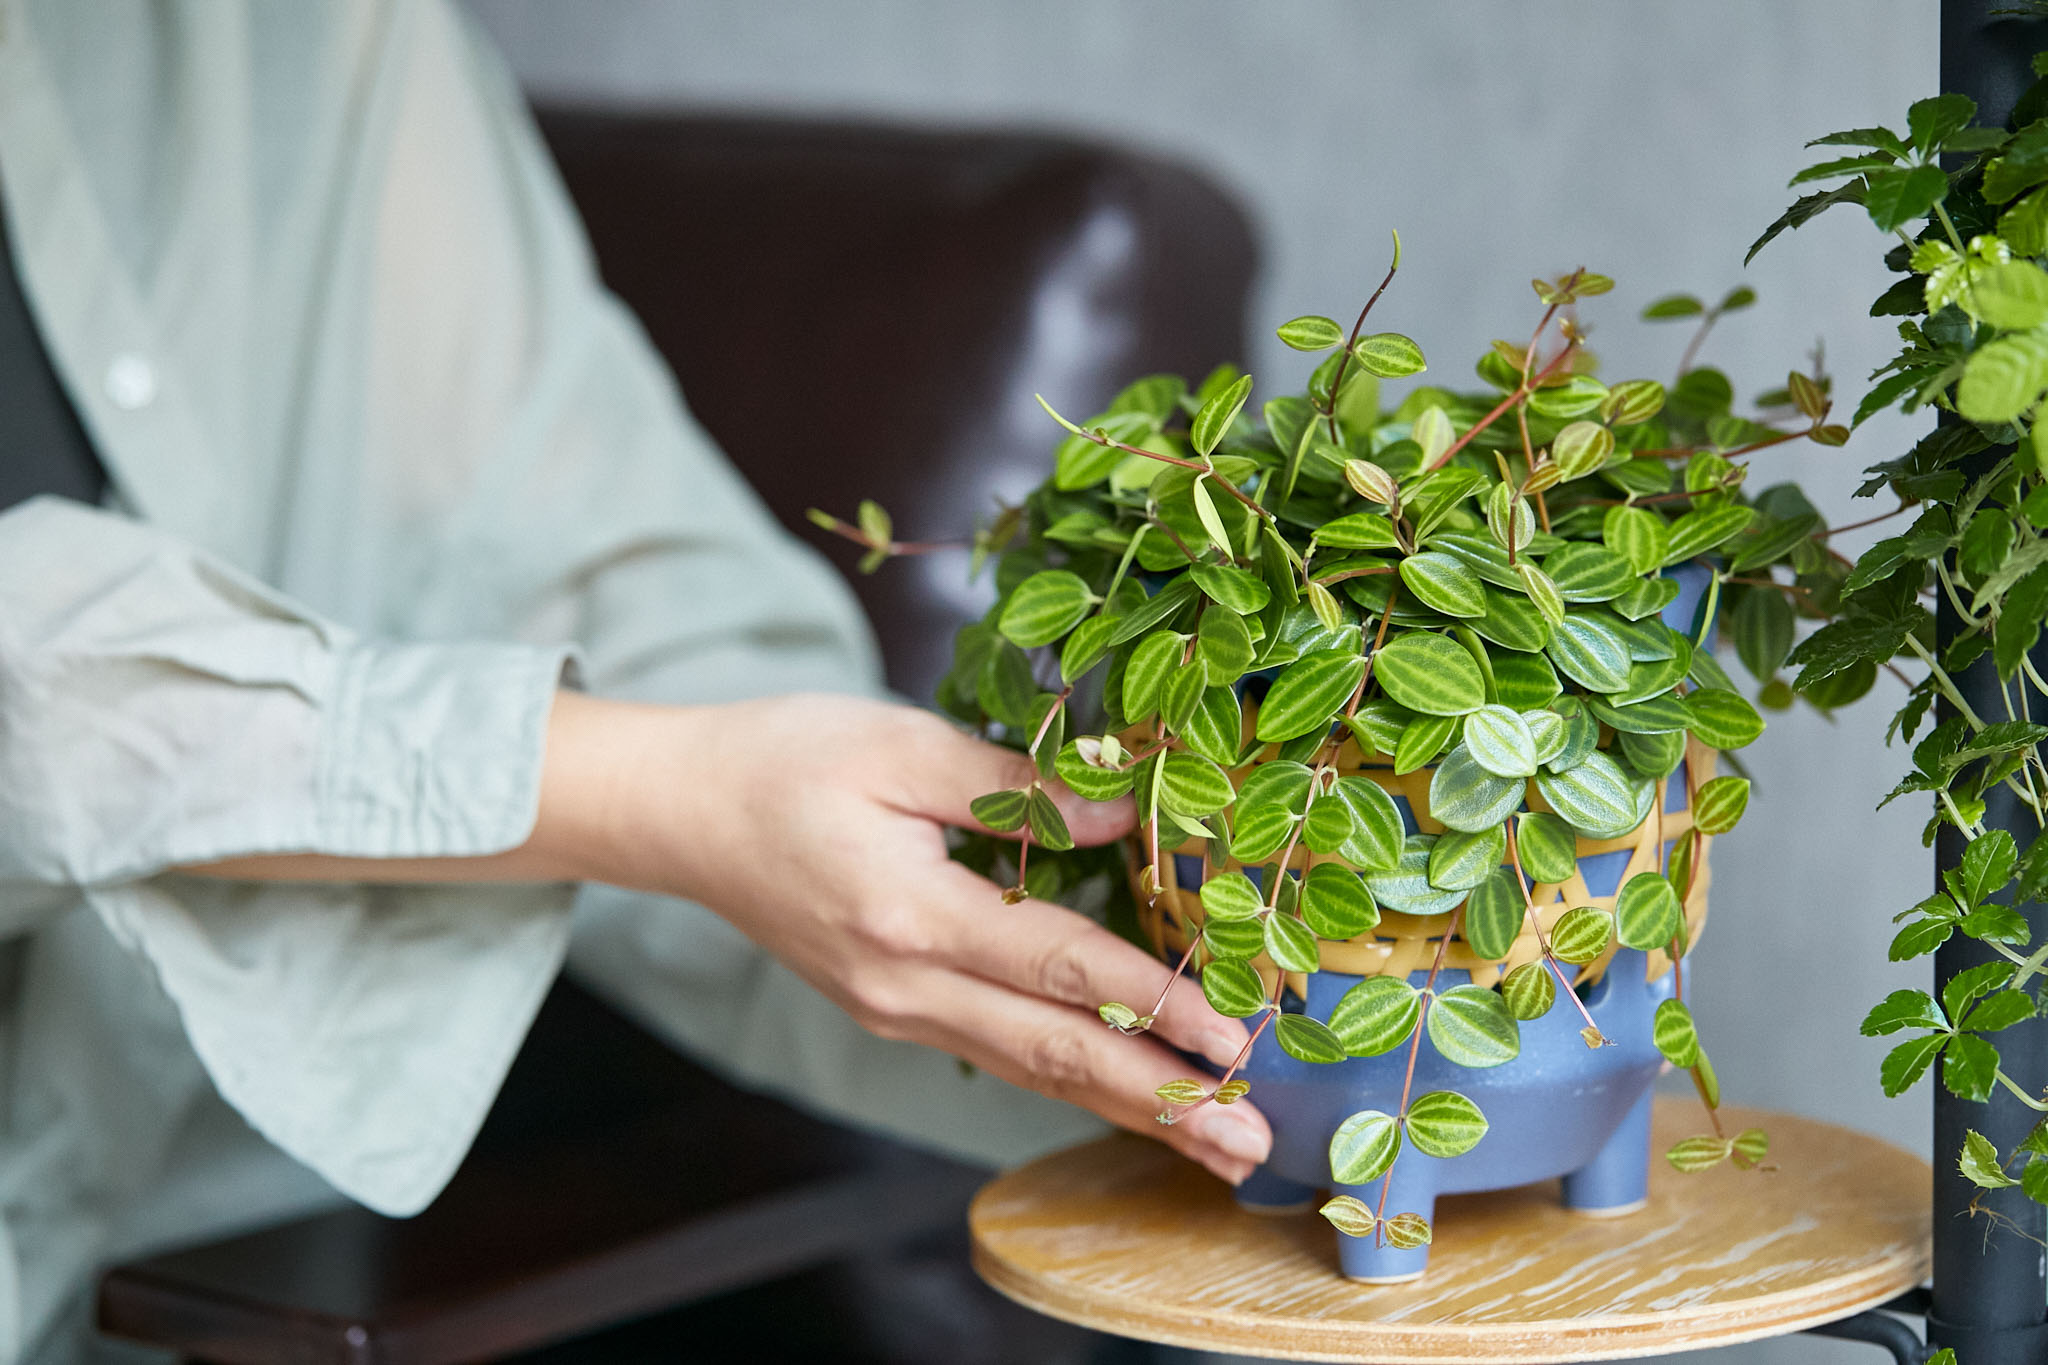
[{"left": 1133, "top": 734, "right": 1716, "bottom": 998}]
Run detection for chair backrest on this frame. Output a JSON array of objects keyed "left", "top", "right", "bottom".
[{"left": 536, "top": 110, "right": 1258, "bottom": 701}]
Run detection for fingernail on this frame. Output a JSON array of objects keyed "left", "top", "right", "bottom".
[{"left": 1206, "top": 1108, "right": 1271, "bottom": 1167}]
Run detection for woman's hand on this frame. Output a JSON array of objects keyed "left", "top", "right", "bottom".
[
  {"left": 550, "top": 690, "right": 1273, "bottom": 1184},
  {"left": 193, "top": 690, "right": 1274, "bottom": 1183}
]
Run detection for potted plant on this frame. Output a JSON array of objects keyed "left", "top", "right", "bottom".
[
  {"left": 1750, "top": 60, "right": 2048, "bottom": 1214},
  {"left": 811, "top": 244, "right": 1842, "bottom": 1280}
]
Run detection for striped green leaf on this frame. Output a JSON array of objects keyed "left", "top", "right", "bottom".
[
  {"left": 1666, "top": 1136, "right": 1734, "bottom": 1172},
  {"left": 1107, "top": 576, "right": 1199, "bottom": 645},
  {"left": 1492, "top": 652, "right": 1563, "bottom": 708},
  {"left": 1256, "top": 649, "right": 1369, "bottom": 741},
  {"left": 1180, "top": 685, "right": 1245, "bottom": 766},
  {"left": 1316, "top": 513, "right": 1401, "bottom": 550},
  {"left": 1547, "top": 615, "right": 1633, "bottom": 692},
  {"left": 1542, "top": 543, "right": 1635, "bottom": 603},
  {"left": 1200, "top": 871, "right": 1265, "bottom": 921},
  {"left": 1529, "top": 374, "right": 1608, "bottom": 419},
  {"left": 1230, "top": 804, "right": 1297, "bottom": 863},
  {"left": 1188, "top": 475, "right": 1235, "bottom": 560},
  {"left": 1365, "top": 837, "right": 1468, "bottom": 916},
  {"left": 1333, "top": 776, "right": 1405, "bottom": 873},
  {"left": 1692, "top": 775, "right": 1752, "bottom": 834},
  {"left": 1610, "top": 575, "right": 1682, "bottom": 621},
  {"left": 1353, "top": 331, "right": 1428, "bottom": 378},
  {"left": 1201, "top": 958, "right": 1268, "bottom": 1018},
  {"left": 1277, "top": 314, "right": 1344, "bottom": 350},
  {"left": 970, "top": 788, "right": 1030, "bottom": 832},
  {"left": 1330, "top": 977, "right": 1422, "bottom": 1056},
  {"left": 1525, "top": 710, "right": 1567, "bottom": 767},
  {"left": 1060, "top": 615, "right": 1120, "bottom": 683},
  {"left": 1301, "top": 795, "right": 1356, "bottom": 854},
  {"left": 1544, "top": 698, "right": 1601, "bottom": 771},
  {"left": 1429, "top": 825, "right": 1507, "bottom": 892},
  {"left": 1203, "top": 915, "right": 1265, "bottom": 959},
  {"left": 1405, "top": 1090, "right": 1489, "bottom": 1158},
  {"left": 1192, "top": 562, "right": 1272, "bottom": 615},
  {"left": 1733, "top": 587, "right": 1795, "bottom": 680},
  {"left": 1517, "top": 560, "right": 1567, "bottom": 625},
  {"left": 1461, "top": 865, "right": 1527, "bottom": 959},
  {"left": 1190, "top": 373, "right": 1253, "bottom": 456},
  {"left": 1602, "top": 505, "right": 1670, "bottom": 576},
  {"left": 1515, "top": 811, "right": 1580, "bottom": 884},
  {"left": 1398, "top": 552, "right": 1487, "bottom": 618},
  {"left": 1615, "top": 652, "right": 1692, "bottom": 705},
  {"left": 1427, "top": 984, "right": 1521, "bottom": 1068},
  {"left": 1653, "top": 997, "right": 1701, "bottom": 1067},
  {"left": 1275, "top": 1013, "right": 1348, "bottom": 1064},
  {"left": 1428, "top": 744, "right": 1526, "bottom": 833},
  {"left": 1463, "top": 704, "right": 1538, "bottom": 778},
  {"left": 1584, "top": 693, "right": 1691, "bottom": 734},
  {"left": 1395, "top": 712, "right": 1458, "bottom": 774},
  {"left": 1384, "top": 1211, "right": 1434, "bottom": 1249},
  {"left": 1373, "top": 633, "right": 1488, "bottom": 715},
  {"left": 1000, "top": 570, "right": 1096, "bottom": 648},
  {"left": 1319, "top": 1195, "right": 1377, "bottom": 1238},
  {"left": 1683, "top": 688, "right": 1766, "bottom": 749},
  {"left": 1265, "top": 913, "right": 1322, "bottom": 973},
  {"left": 1302, "top": 862, "right": 1380, "bottom": 938},
  {"left": 1501, "top": 961, "right": 1557, "bottom": 1019},
  {"left": 1550, "top": 905, "right": 1615, "bottom": 964},
  {"left": 1536, "top": 750, "right": 1648, "bottom": 839},
  {"left": 1615, "top": 871, "right": 1684, "bottom": 949},
  {"left": 1552, "top": 420, "right": 1615, "bottom": 478},
  {"left": 1197, "top": 607, "right": 1256, "bottom": 680},
  {"left": 1054, "top": 742, "right": 1136, "bottom": 801},
  {"left": 1473, "top": 586, "right": 1552, "bottom": 652},
  {"left": 1329, "top": 1110, "right": 1401, "bottom": 1183},
  {"left": 1662, "top": 505, "right": 1756, "bottom": 566},
  {"left": 1160, "top": 751, "right": 1235, "bottom": 816},
  {"left": 1158, "top": 657, "right": 1208, "bottom": 732},
  {"left": 1618, "top": 727, "right": 1687, "bottom": 779},
  {"left": 1027, "top": 789, "right": 1075, "bottom": 850}
]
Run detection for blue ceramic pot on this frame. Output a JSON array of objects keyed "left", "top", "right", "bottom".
[{"left": 1155, "top": 565, "right": 1715, "bottom": 1283}]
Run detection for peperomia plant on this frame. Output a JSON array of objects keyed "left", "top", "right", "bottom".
[
  {"left": 1756, "top": 55, "right": 2048, "bottom": 1213},
  {"left": 811, "top": 243, "right": 1842, "bottom": 1249}
]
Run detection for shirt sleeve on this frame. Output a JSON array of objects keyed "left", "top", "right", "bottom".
[
  {"left": 0, "top": 493, "right": 580, "bottom": 1213},
  {"left": 405, "top": 9, "right": 1107, "bottom": 1169},
  {"left": 0, "top": 496, "right": 572, "bottom": 887}
]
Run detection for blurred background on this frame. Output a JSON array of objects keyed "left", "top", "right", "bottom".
[{"left": 467, "top": 4, "right": 1933, "bottom": 1362}]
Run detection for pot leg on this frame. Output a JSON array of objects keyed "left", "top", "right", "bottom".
[
  {"left": 1561, "top": 1088, "right": 1652, "bottom": 1216},
  {"left": 1234, "top": 1166, "right": 1319, "bottom": 1216},
  {"left": 1332, "top": 1178, "right": 1435, "bottom": 1283}
]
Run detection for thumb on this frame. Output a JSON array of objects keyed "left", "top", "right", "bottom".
[{"left": 889, "top": 709, "right": 1135, "bottom": 847}]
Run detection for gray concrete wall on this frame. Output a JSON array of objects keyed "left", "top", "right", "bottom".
[{"left": 465, "top": 5, "right": 1947, "bottom": 1359}]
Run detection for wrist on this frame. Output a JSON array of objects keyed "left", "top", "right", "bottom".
[{"left": 525, "top": 690, "right": 716, "bottom": 897}]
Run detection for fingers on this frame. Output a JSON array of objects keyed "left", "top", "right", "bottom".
[
  {"left": 926, "top": 863, "right": 1248, "bottom": 1070},
  {"left": 881, "top": 709, "right": 1134, "bottom": 847},
  {"left": 881, "top": 962, "right": 1273, "bottom": 1184}
]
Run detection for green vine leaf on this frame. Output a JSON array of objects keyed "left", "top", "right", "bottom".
[{"left": 1406, "top": 1090, "right": 1490, "bottom": 1158}]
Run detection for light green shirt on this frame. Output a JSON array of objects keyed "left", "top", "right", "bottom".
[{"left": 0, "top": 3, "right": 1099, "bottom": 1359}]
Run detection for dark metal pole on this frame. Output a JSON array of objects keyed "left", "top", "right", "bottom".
[{"left": 1935, "top": 6, "right": 2048, "bottom": 1361}]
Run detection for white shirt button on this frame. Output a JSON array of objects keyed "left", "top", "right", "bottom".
[{"left": 105, "top": 353, "right": 156, "bottom": 410}]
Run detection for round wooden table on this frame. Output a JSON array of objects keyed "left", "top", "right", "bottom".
[{"left": 970, "top": 1099, "right": 1929, "bottom": 1363}]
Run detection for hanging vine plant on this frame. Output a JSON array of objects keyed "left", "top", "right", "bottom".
[
  {"left": 1755, "top": 54, "right": 2048, "bottom": 1212},
  {"left": 812, "top": 242, "right": 1844, "bottom": 1253}
]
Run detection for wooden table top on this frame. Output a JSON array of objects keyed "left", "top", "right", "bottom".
[{"left": 969, "top": 1099, "right": 1928, "bottom": 1363}]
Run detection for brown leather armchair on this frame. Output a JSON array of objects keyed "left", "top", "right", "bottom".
[{"left": 95, "top": 110, "right": 1255, "bottom": 1365}]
